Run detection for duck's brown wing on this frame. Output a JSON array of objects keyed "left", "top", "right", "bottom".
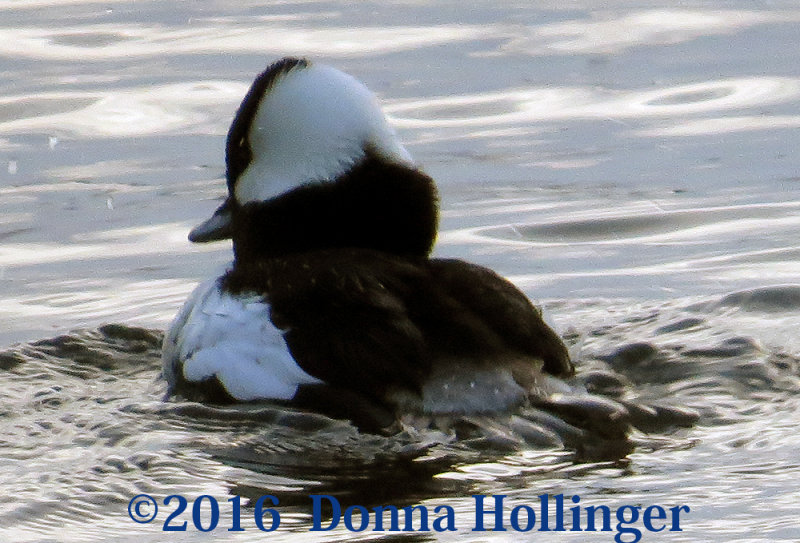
[
  {"left": 224, "top": 250, "right": 432, "bottom": 401},
  {"left": 427, "top": 258, "right": 573, "bottom": 378},
  {"left": 223, "top": 250, "right": 572, "bottom": 424}
]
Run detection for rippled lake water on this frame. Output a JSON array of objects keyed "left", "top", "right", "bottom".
[{"left": 2, "top": 1, "right": 800, "bottom": 541}]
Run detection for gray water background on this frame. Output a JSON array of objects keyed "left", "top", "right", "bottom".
[{"left": 1, "top": 1, "right": 800, "bottom": 541}]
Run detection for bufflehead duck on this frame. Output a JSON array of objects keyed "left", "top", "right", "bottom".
[{"left": 162, "top": 57, "right": 574, "bottom": 433}]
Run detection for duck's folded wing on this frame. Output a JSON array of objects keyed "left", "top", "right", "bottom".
[
  {"left": 225, "top": 251, "right": 432, "bottom": 401},
  {"left": 428, "top": 258, "right": 573, "bottom": 377},
  {"left": 220, "top": 251, "right": 573, "bottom": 413}
]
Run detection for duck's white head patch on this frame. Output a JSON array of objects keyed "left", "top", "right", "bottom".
[
  {"left": 188, "top": 58, "right": 415, "bottom": 243},
  {"left": 230, "top": 59, "right": 413, "bottom": 206}
]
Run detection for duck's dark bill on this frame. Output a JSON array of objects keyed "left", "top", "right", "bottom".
[{"left": 188, "top": 200, "right": 233, "bottom": 242}]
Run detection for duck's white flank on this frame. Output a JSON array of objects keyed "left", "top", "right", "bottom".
[
  {"left": 162, "top": 277, "right": 322, "bottom": 401},
  {"left": 233, "top": 63, "right": 413, "bottom": 206}
]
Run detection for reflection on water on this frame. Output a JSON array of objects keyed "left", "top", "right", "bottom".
[
  {"left": 0, "top": 22, "right": 495, "bottom": 60},
  {"left": 0, "top": 82, "right": 246, "bottom": 137},
  {"left": 1, "top": 1, "right": 800, "bottom": 542},
  {"left": 387, "top": 77, "right": 800, "bottom": 127},
  {"left": 502, "top": 9, "right": 800, "bottom": 55},
  {"left": 637, "top": 114, "right": 800, "bottom": 137},
  {"left": 436, "top": 189, "right": 800, "bottom": 300}
]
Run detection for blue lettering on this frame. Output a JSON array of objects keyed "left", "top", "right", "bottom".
[
  {"left": 402, "top": 505, "right": 429, "bottom": 531},
  {"left": 570, "top": 495, "right": 582, "bottom": 531},
  {"left": 554, "top": 494, "right": 565, "bottom": 531},
  {"left": 344, "top": 505, "right": 369, "bottom": 532},
  {"left": 643, "top": 505, "right": 666, "bottom": 532},
  {"left": 539, "top": 494, "right": 550, "bottom": 531},
  {"left": 615, "top": 505, "right": 641, "bottom": 543},
  {"left": 510, "top": 504, "right": 535, "bottom": 532},
  {"left": 669, "top": 505, "right": 690, "bottom": 531},
  {"left": 372, "top": 505, "right": 399, "bottom": 531},
  {"left": 310, "top": 495, "right": 340, "bottom": 531},
  {"left": 473, "top": 495, "right": 506, "bottom": 531},
  {"left": 432, "top": 505, "right": 456, "bottom": 532}
]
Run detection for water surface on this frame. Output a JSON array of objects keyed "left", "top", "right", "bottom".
[{"left": 1, "top": 1, "right": 799, "bottom": 541}]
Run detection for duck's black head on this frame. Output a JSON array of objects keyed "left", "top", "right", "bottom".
[{"left": 189, "top": 57, "right": 439, "bottom": 262}]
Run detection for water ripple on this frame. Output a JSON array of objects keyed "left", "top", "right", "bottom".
[
  {"left": 498, "top": 9, "right": 800, "bottom": 55},
  {"left": 387, "top": 77, "right": 800, "bottom": 128},
  {"left": 0, "top": 23, "right": 498, "bottom": 60}
]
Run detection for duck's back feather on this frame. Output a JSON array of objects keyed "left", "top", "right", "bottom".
[{"left": 222, "top": 249, "right": 572, "bottom": 412}]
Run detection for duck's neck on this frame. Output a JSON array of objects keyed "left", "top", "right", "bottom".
[{"left": 231, "top": 155, "right": 439, "bottom": 263}]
